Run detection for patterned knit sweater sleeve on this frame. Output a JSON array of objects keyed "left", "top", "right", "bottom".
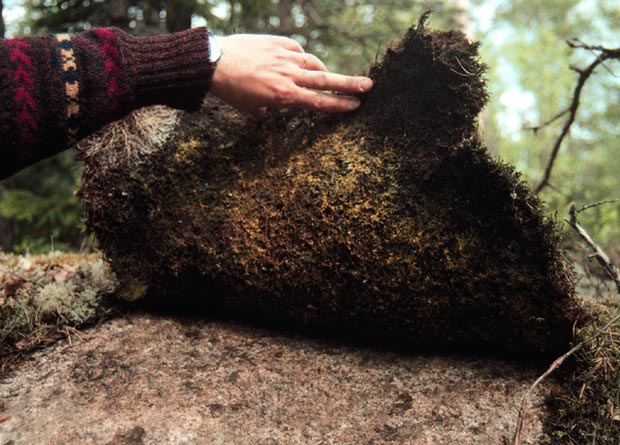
[{"left": 0, "top": 27, "right": 215, "bottom": 179}]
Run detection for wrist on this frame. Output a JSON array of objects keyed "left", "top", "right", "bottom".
[{"left": 210, "top": 36, "right": 230, "bottom": 100}]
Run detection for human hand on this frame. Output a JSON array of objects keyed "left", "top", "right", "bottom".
[{"left": 210, "top": 34, "right": 374, "bottom": 119}]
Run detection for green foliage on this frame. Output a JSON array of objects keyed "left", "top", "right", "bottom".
[
  {"left": 23, "top": 0, "right": 456, "bottom": 73},
  {"left": 199, "top": 0, "right": 458, "bottom": 74},
  {"left": 23, "top": 0, "right": 116, "bottom": 33},
  {"left": 23, "top": 0, "right": 196, "bottom": 34},
  {"left": 479, "top": 0, "right": 620, "bottom": 249},
  {"left": 0, "top": 151, "right": 85, "bottom": 254},
  {"left": 31, "top": 0, "right": 471, "bottom": 73}
]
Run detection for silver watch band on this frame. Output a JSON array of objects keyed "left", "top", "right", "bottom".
[{"left": 208, "top": 33, "right": 222, "bottom": 65}]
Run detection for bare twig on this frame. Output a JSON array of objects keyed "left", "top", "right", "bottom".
[
  {"left": 569, "top": 39, "right": 620, "bottom": 78},
  {"left": 575, "top": 198, "right": 620, "bottom": 215},
  {"left": 524, "top": 109, "right": 569, "bottom": 134},
  {"left": 530, "top": 42, "right": 620, "bottom": 194},
  {"left": 566, "top": 203, "right": 620, "bottom": 294},
  {"left": 512, "top": 201, "right": 620, "bottom": 444},
  {"left": 567, "top": 39, "right": 619, "bottom": 53}
]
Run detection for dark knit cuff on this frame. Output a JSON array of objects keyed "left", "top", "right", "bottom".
[{"left": 119, "top": 27, "right": 215, "bottom": 112}]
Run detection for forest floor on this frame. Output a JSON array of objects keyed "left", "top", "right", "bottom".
[{"left": 0, "top": 251, "right": 618, "bottom": 444}]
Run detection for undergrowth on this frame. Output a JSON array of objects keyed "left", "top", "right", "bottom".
[
  {"left": 0, "top": 252, "right": 117, "bottom": 376},
  {"left": 545, "top": 301, "right": 620, "bottom": 444}
]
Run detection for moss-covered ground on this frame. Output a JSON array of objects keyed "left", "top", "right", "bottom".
[{"left": 0, "top": 252, "right": 117, "bottom": 376}]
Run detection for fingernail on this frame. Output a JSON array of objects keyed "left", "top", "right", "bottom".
[
  {"left": 359, "top": 78, "right": 373, "bottom": 91},
  {"left": 347, "top": 98, "right": 361, "bottom": 110}
]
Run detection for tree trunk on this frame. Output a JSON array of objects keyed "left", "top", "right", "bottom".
[
  {"left": 108, "top": 0, "right": 129, "bottom": 29},
  {"left": 166, "top": 3, "right": 193, "bottom": 33},
  {"left": 277, "top": 0, "right": 293, "bottom": 34},
  {"left": 0, "top": 0, "right": 5, "bottom": 39}
]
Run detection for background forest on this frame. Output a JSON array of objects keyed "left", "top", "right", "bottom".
[{"left": 0, "top": 0, "right": 619, "bottom": 254}]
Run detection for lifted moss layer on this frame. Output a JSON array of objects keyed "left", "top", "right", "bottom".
[{"left": 79, "top": 21, "right": 583, "bottom": 359}]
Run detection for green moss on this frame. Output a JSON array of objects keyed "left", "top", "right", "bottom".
[{"left": 79, "top": 20, "right": 582, "bottom": 361}]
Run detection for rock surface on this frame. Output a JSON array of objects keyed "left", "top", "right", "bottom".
[{"left": 0, "top": 312, "right": 550, "bottom": 444}]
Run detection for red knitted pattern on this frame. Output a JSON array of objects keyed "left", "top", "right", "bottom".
[
  {"left": 1, "top": 27, "right": 213, "bottom": 179},
  {"left": 93, "top": 29, "right": 124, "bottom": 111},
  {"left": 7, "top": 39, "right": 37, "bottom": 147}
]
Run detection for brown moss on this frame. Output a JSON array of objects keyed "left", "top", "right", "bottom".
[
  {"left": 543, "top": 302, "right": 620, "bottom": 444},
  {"left": 78, "top": 18, "right": 584, "bottom": 360}
]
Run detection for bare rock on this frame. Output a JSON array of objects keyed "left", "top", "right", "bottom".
[{"left": 0, "top": 313, "right": 550, "bottom": 444}]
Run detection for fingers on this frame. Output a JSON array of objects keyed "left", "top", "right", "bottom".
[
  {"left": 296, "top": 70, "right": 374, "bottom": 95},
  {"left": 293, "top": 88, "right": 362, "bottom": 113},
  {"left": 276, "top": 36, "right": 304, "bottom": 53},
  {"left": 298, "top": 53, "right": 328, "bottom": 72}
]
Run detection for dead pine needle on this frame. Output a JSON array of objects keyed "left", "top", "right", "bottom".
[
  {"left": 513, "top": 201, "right": 620, "bottom": 445},
  {"left": 512, "top": 312, "right": 620, "bottom": 445}
]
